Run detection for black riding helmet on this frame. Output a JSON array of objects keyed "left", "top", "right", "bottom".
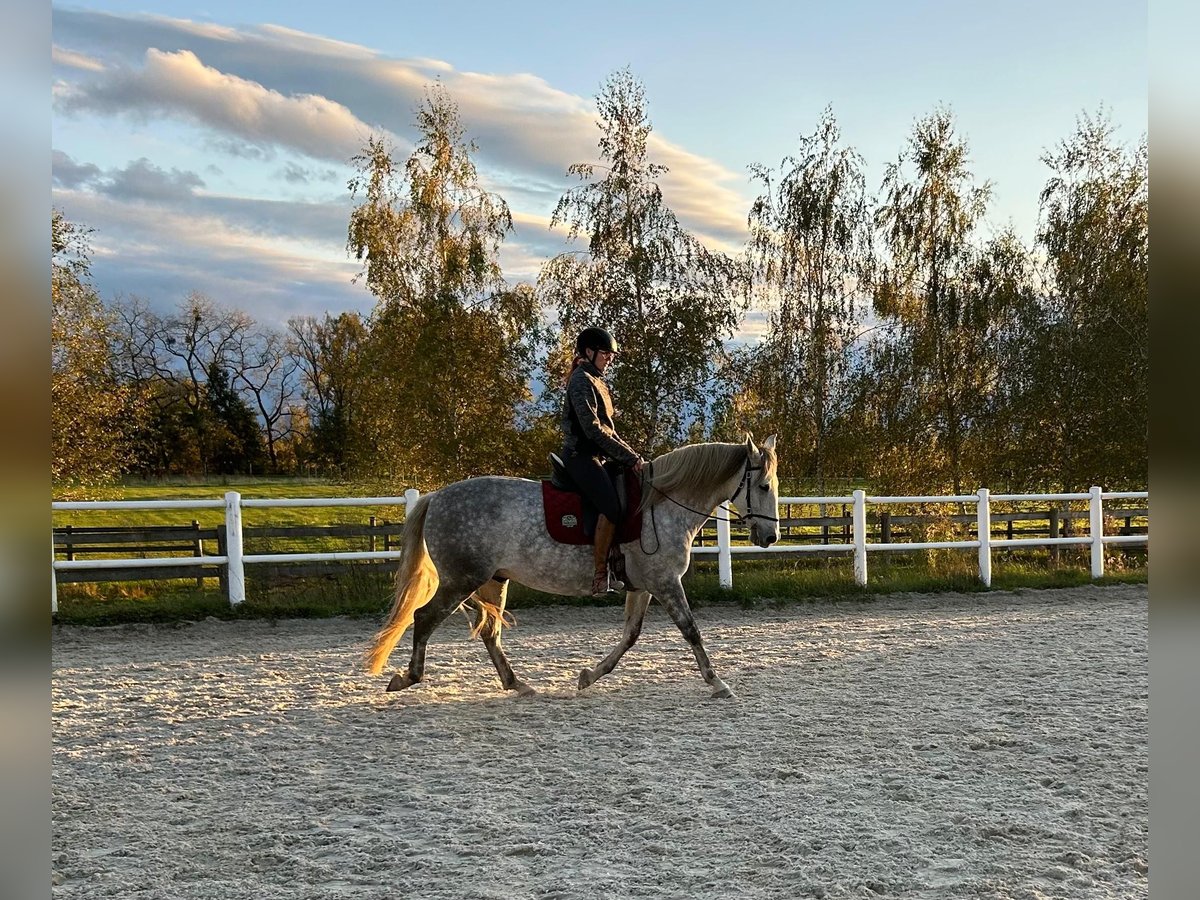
[{"left": 576, "top": 327, "right": 619, "bottom": 355}]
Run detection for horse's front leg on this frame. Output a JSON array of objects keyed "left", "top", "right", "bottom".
[
  {"left": 579, "top": 590, "right": 652, "bottom": 690},
  {"left": 654, "top": 578, "right": 734, "bottom": 699}
]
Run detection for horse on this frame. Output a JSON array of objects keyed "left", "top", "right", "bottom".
[{"left": 364, "top": 435, "right": 779, "bottom": 699}]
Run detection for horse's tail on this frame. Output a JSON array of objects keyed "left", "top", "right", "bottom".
[
  {"left": 364, "top": 493, "right": 439, "bottom": 675},
  {"left": 465, "top": 582, "right": 516, "bottom": 642}
]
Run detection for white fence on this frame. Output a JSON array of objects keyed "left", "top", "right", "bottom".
[{"left": 51, "top": 486, "right": 1147, "bottom": 611}]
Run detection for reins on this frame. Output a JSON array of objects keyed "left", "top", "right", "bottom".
[{"left": 639, "top": 453, "right": 779, "bottom": 556}]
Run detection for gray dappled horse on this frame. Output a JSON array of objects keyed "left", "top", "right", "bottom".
[{"left": 365, "top": 435, "right": 779, "bottom": 699}]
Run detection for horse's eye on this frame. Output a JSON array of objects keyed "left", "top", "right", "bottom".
[{"left": 759, "top": 484, "right": 770, "bottom": 492}]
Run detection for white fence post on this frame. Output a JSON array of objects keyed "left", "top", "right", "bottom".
[
  {"left": 225, "top": 491, "right": 246, "bottom": 605},
  {"left": 977, "top": 488, "right": 992, "bottom": 587},
  {"left": 716, "top": 502, "right": 733, "bottom": 588},
  {"left": 1090, "top": 485, "right": 1105, "bottom": 579},
  {"left": 51, "top": 532, "right": 58, "bottom": 614},
  {"left": 404, "top": 488, "right": 420, "bottom": 515},
  {"left": 853, "top": 490, "right": 867, "bottom": 586}
]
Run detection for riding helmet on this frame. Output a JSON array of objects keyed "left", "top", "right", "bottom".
[{"left": 576, "top": 327, "right": 619, "bottom": 355}]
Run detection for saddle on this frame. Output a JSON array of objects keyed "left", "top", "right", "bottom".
[{"left": 541, "top": 455, "right": 643, "bottom": 588}]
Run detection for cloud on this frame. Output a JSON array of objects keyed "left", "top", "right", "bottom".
[
  {"left": 52, "top": 185, "right": 369, "bottom": 325},
  {"left": 56, "top": 48, "right": 382, "bottom": 164},
  {"left": 50, "top": 9, "right": 768, "bottom": 342},
  {"left": 275, "top": 162, "right": 340, "bottom": 185},
  {"left": 52, "top": 150, "right": 102, "bottom": 189},
  {"left": 203, "top": 136, "right": 276, "bottom": 161},
  {"left": 649, "top": 137, "right": 753, "bottom": 253},
  {"left": 52, "top": 45, "right": 105, "bottom": 72},
  {"left": 52, "top": 8, "right": 752, "bottom": 247},
  {"left": 100, "top": 157, "right": 205, "bottom": 203}
]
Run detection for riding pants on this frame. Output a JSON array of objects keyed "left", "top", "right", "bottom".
[{"left": 563, "top": 452, "right": 624, "bottom": 524}]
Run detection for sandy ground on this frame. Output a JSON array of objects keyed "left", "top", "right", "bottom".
[{"left": 52, "top": 584, "right": 1147, "bottom": 899}]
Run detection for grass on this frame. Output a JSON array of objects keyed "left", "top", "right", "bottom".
[
  {"left": 52, "top": 552, "right": 1147, "bottom": 627},
  {"left": 53, "top": 479, "right": 409, "bottom": 529}
]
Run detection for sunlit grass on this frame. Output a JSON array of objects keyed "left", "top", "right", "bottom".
[
  {"left": 52, "top": 479, "right": 409, "bottom": 529},
  {"left": 52, "top": 551, "right": 1147, "bottom": 627}
]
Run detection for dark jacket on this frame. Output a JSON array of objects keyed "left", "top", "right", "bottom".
[{"left": 561, "top": 360, "right": 641, "bottom": 466}]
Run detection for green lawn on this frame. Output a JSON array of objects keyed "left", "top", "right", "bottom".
[{"left": 53, "top": 479, "right": 411, "bottom": 529}]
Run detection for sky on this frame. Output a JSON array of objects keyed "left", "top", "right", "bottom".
[{"left": 51, "top": 1, "right": 1147, "bottom": 338}]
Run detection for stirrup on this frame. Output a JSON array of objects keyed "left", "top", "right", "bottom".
[{"left": 591, "top": 571, "right": 624, "bottom": 596}]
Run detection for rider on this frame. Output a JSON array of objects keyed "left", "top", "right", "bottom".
[{"left": 561, "top": 327, "right": 646, "bottom": 595}]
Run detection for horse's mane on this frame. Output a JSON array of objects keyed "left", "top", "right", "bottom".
[{"left": 639, "top": 441, "right": 777, "bottom": 512}]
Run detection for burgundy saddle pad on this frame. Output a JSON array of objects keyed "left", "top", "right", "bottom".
[{"left": 541, "top": 469, "right": 643, "bottom": 545}]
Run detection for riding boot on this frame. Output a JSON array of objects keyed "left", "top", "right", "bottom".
[{"left": 591, "top": 515, "right": 623, "bottom": 595}]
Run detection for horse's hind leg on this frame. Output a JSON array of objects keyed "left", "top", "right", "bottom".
[
  {"left": 578, "top": 590, "right": 652, "bottom": 690},
  {"left": 470, "top": 579, "right": 536, "bottom": 697},
  {"left": 654, "top": 579, "right": 734, "bottom": 699},
  {"left": 386, "top": 580, "right": 474, "bottom": 692}
]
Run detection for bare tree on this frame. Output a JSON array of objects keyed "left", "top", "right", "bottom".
[
  {"left": 161, "top": 292, "right": 254, "bottom": 416},
  {"left": 231, "top": 326, "right": 301, "bottom": 472}
]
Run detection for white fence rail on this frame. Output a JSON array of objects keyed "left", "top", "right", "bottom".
[{"left": 52, "top": 485, "right": 1147, "bottom": 611}]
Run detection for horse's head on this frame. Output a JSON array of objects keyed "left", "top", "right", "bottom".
[{"left": 743, "top": 434, "right": 780, "bottom": 548}]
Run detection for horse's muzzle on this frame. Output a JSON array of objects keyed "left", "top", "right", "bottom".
[{"left": 751, "top": 524, "right": 779, "bottom": 548}]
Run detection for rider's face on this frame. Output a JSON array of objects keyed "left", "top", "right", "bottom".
[{"left": 591, "top": 348, "right": 616, "bottom": 373}]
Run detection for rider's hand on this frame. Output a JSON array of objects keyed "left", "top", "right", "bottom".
[{"left": 632, "top": 457, "right": 645, "bottom": 474}]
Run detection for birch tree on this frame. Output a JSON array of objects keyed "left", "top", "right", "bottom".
[
  {"left": 539, "top": 69, "right": 744, "bottom": 455},
  {"left": 871, "top": 108, "right": 994, "bottom": 493},
  {"left": 51, "top": 210, "right": 133, "bottom": 487},
  {"left": 731, "top": 107, "right": 870, "bottom": 488},
  {"left": 346, "top": 85, "right": 542, "bottom": 486}
]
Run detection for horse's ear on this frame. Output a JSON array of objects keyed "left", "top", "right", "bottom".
[
  {"left": 762, "top": 434, "right": 777, "bottom": 451},
  {"left": 745, "top": 433, "right": 758, "bottom": 455}
]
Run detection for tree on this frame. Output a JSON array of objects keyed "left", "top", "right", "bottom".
[
  {"left": 726, "top": 107, "right": 871, "bottom": 489},
  {"left": 51, "top": 210, "right": 135, "bottom": 488},
  {"left": 203, "top": 363, "right": 267, "bottom": 475},
  {"left": 231, "top": 325, "right": 301, "bottom": 473},
  {"left": 1030, "top": 111, "right": 1148, "bottom": 489},
  {"left": 938, "top": 229, "right": 1041, "bottom": 489},
  {"left": 346, "top": 85, "right": 542, "bottom": 487},
  {"left": 870, "top": 108, "right": 995, "bottom": 493},
  {"left": 288, "top": 312, "right": 367, "bottom": 476},
  {"left": 539, "top": 69, "right": 744, "bottom": 456},
  {"left": 108, "top": 292, "right": 259, "bottom": 476}
]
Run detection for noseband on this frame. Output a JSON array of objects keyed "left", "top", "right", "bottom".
[{"left": 728, "top": 458, "right": 780, "bottom": 525}]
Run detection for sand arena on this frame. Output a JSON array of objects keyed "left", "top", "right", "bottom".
[{"left": 53, "top": 583, "right": 1147, "bottom": 899}]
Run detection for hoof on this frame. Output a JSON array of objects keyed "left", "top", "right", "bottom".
[
  {"left": 578, "top": 668, "right": 595, "bottom": 690},
  {"left": 710, "top": 684, "right": 736, "bottom": 700},
  {"left": 385, "top": 672, "right": 416, "bottom": 692},
  {"left": 512, "top": 681, "right": 538, "bottom": 698}
]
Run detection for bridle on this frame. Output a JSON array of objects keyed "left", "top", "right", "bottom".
[
  {"left": 727, "top": 458, "right": 780, "bottom": 525},
  {"left": 638, "top": 452, "right": 778, "bottom": 556},
  {"left": 645, "top": 454, "right": 780, "bottom": 526}
]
